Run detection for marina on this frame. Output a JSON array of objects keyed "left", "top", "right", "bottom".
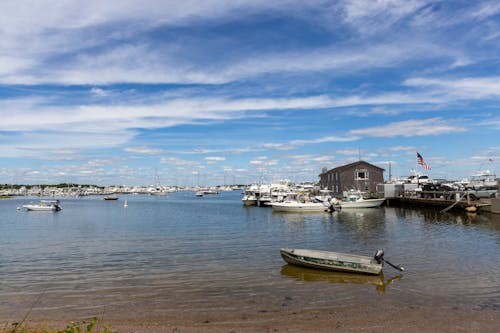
[{"left": 1, "top": 190, "right": 499, "bottom": 332}]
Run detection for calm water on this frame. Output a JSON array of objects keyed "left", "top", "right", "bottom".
[{"left": 1, "top": 191, "right": 499, "bottom": 320}]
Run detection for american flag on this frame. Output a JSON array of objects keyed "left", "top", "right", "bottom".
[{"left": 417, "top": 152, "right": 431, "bottom": 170}]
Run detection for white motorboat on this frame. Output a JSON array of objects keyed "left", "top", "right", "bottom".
[
  {"left": 241, "top": 184, "right": 260, "bottom": 206},
  {"left": 242, "top": 192, "right": 257, "bottom": 206},
  {"left": 466, "top": 170, "right": 498, "bottom": 199},
  {"left": 22, "top": 200, "right": 62, "bottom": 211},
  {"left": 333, "top": 190, "right": 385, "bottom": 209},
  {"left": 271, "top": 200, "right": 330, "bottom": 212}
]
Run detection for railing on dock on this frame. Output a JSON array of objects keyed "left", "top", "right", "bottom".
[{"left": 385, "top": 189, "right": 494, "bottom": 213}]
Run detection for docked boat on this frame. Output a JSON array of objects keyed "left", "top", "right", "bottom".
[
  {"left": 466, "top": 170, "right": 498, "bottom": 199},
  {"left": 241, "top": 187, "right": 258, "bottom": 206},
  {"left": 280, "top": 248, "right": 383, "bottom": 275},
  {"left": 271, "top": 201, "right": 330, "bottom": 212},
  {"left": 333, "top": 190, "right": 385, "bottom": 209},
  {"left": 22, "top": 200, "right": 62, "bottom": 211}
]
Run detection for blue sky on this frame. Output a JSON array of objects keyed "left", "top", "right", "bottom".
[{"left": 0, "top": 0, "right": 499, "bottom": 186}]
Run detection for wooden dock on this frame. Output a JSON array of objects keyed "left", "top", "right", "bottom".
[{"left": 385, "top": 193, "right": 492, "bottom": 213}]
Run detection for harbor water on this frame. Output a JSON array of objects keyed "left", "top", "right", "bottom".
[{"left": 1, "top": 191, "right": 499, "bottom": 323}]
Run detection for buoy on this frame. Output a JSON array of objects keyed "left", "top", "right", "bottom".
[{"left": 465, "top": 205, "right": 477, "bottom": 213}]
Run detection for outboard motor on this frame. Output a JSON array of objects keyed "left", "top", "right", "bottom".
[{"left": 374, "top": 249, "right": 384, "bottom": 264}]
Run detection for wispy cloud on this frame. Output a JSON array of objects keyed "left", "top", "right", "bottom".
[
  {"left": 124, "top": 146, "right": 165, "bottom": 155},
  {"left": 204, "top": 156, "right": 226, "bottom": 162},
  {"left": 348, "top": 118, "right": 467, "bottom": 138},
  {"left": 405, "top": 76, "right": 500, "bottom": 99}
]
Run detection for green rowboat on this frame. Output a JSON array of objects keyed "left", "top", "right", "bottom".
[{"left": 280, "top": 248, "right": 383, "bottom": 275}]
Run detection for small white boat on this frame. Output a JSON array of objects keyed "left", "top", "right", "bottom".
[
  {"left": 333, "top": 190, "right": 385, "bottom": 209},
  {"left": 195, "top": 191, "right": 204, "bottom": 197},
  {"left": 123, "top": 200, "right": 128, "bottom": 207},
  {"left": 22, "top": 200, "right": 62, "bottom": 211},
  {"left": 271, "top": 201, "right": 330, "bottom": 212},
  {"left": 104, "top": 195, "right": 119, "bottom": 200},
  {"left": 242, "top": 191, "right": 257, "bottom": 206}
]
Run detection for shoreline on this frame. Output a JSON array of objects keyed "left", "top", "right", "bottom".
[{"left": 18, "top": 305, "right": 500, "bottom": 333}]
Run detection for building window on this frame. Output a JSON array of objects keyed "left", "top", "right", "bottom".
[{"left": 355, "top": 169, "right": 368, "bottom": 180}]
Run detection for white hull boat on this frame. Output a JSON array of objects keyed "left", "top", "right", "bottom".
[
  {"left": 242, "top": 196, "right": 257, "bottom": 206},
  {"left": 242, "top": 189, "right": 258, "bottom": 205},
  {"left": 271, "top": 201, "right": 330, "bottom": 212},
  {"left": 335, "top": 198, "right": 385, "bottom": 209},
  {"left": 23, "top": 200, "right": 62, "bottom": 211},
  {"left": 333, "top": 190, "right": 385, "bottom": 209}
]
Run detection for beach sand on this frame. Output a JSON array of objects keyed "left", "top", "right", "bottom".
[{"left": 19, "top": 304, "right": 499, "bottom": 333}]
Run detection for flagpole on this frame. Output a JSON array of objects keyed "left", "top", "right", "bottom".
[
  {"left": 415, "top": 152, "right": 418, "bottom": 186},
  {"left": 415, "top": 152, "right": 418, "bottom": 176}
]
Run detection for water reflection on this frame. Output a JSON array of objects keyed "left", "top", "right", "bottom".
[
  {"left": 391, "top": 206, "right": 500, "bottom": 232},
  {"left": 280, "top": 264, "right": 403, "bottom": 294}
]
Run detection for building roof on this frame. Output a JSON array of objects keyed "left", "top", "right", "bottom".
[{"left": 319, "top": 160, "right": 385, "bottom": 175}]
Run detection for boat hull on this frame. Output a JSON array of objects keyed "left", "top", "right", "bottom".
[
  {"left": 337, "top": 198, "right": 385, "bottom": 209},
  {"left": 242, "top": 198, "right": 257, "bottom": 206},
  {"left": 271, "top": 202, "right": 329, "bottom": 212},
  {"left": 22, "top": 205, "right": 60, "bottom": 211},
  {"left": 280, "top": 248, "right": 382, "bottom": 275}
]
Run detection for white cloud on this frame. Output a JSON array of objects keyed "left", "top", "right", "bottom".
[
  {"left": 405, "top": 76, "right": 500, "bottom": 99},
  {"left": 336, "top": 149, "right": 360, "bottom": 156},
  {"left": 204, "top": 156, "right": 226, "bottom": 162},
  {"left": 160, "top": 157, "right": 198, "bottom": 166},
  {"left": 90, "top": 87, "right": 110, "bottom": 97},
  {"left": 471, "top": 1, "right": 500, "bottom": 18},
  {"left": 124, "top": 146, "right": 164, "bottom": 155},
  {"left": 348, "top": 118, "right": 467, "bottom": 138},
  {"left": 342, "top": 0, "right": 425, "bottom": 35}
]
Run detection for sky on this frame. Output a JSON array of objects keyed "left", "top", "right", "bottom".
[{"left": 0, "top": 0, "right": 499, "bottom": 186}]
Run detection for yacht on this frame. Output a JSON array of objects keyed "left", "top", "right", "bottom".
[
  {"left": 242, "top": 189, "right": 258, "bottom": 206},
  {"left": 466, "top": 170, "right": 498, "bottom": 199}
]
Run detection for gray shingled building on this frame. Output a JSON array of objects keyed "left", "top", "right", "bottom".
[{"left": 318, "top": 161, "right": 385, "bottom": 197}]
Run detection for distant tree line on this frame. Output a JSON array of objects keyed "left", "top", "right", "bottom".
[{"left": 0, "top": 183, "right": 104, "bottom": 190}]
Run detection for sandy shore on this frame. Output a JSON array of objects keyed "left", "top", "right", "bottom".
[{"left": 21, "top": 304, "right": 499, "bottom": 333}]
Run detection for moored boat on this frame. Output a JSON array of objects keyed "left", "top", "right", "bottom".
[
  {"left": 104, "top": 195, "right": 119, "bottom": 200},
  {"left": 280, "top": 248, "right": 383, "bottom": 275},
  {"left": 241, "top": 188, "right": 258, "bottom": 206},
  {"left": 333, "top": 190, "right": 385, "bottom": 209},
  {"left": 271, "top": 201, "right": 330, "bottom": 212},
  {"left": 22, "top": 200, "right": 62, "bottom": 211}
]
